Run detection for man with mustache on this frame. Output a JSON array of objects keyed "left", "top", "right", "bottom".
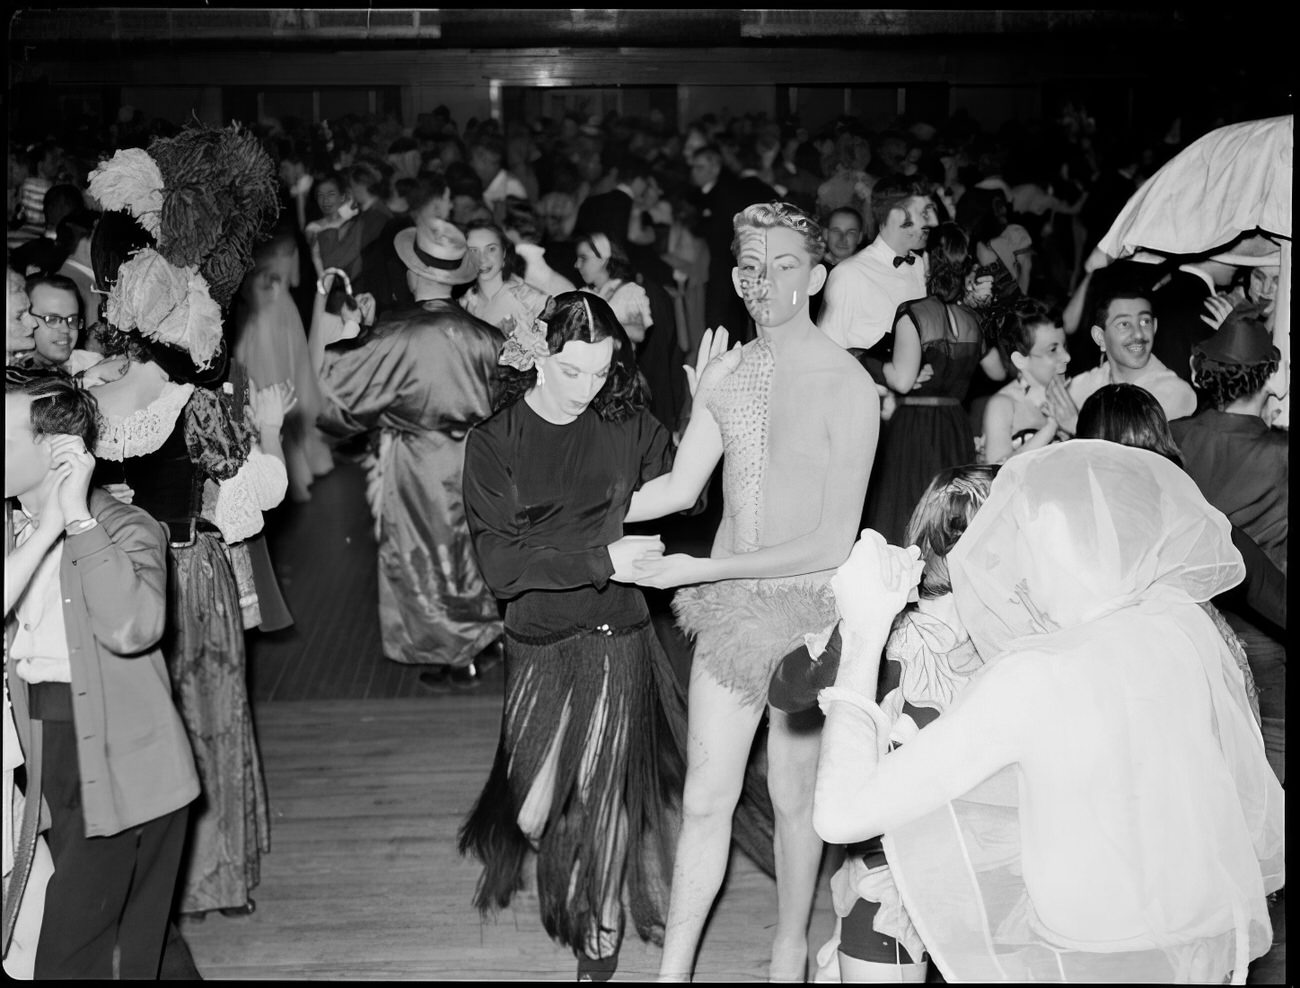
[{"left": 1060, "top": 286, "right": 1197, "bottom": 431}]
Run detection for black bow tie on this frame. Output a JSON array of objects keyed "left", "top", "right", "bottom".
[{"left": 893, "top": 253, "right": 917, "bottom": 268}]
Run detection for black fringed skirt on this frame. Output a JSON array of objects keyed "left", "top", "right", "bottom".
[{"left": 459, "top": 617, "right": 684, "bottom": 959}]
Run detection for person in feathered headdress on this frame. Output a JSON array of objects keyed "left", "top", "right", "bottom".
[{"left": 82, "top": 123, "right": 287, "bottom": 920}]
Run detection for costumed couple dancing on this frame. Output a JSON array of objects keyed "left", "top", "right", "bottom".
[{"left": 456, "top": 200, "right": 1282, "bottom": 985}]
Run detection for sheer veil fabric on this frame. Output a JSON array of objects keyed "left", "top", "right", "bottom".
[{"left": 884, "top": 440, "right": 1283, "bottom": 983}]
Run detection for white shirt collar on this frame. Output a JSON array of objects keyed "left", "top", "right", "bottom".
[{"left": 866, "top": 236, "right": 913, "bottom": 265}]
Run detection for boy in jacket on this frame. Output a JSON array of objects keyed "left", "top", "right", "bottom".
[{"left": 4, "top": 368, "right": 199, "bottom": 978}]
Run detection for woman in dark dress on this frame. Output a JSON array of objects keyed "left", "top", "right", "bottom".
[
  {"left": 80, "top": 127, "right": 284, "bottom": 919},
  {"left": 457, "top": 291, "right": 684, "bottom": 980},
  {"left": 863, "top": 223, "right": 1004, "bottom": 545}
]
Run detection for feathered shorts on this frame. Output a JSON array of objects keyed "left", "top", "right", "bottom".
[{"left": 673, "top": 573, "right": 839, "bottom": 709}]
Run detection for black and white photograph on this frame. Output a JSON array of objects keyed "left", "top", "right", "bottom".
[{"left": 4, "top": 7, "right": 1288, "bottom": 981}]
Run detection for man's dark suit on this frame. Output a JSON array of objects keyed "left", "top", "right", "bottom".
[
  {"left": 1151, "top": 267, "right": 1215, "bottom": 389},
  {"left": 691, "top": 173, "right": 753, "bottom": 343},
  {"left": 354, "top": 214, "right": 416, "bottom": 318}
]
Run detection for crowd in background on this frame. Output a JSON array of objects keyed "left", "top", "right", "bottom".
[{"left": 4, "top": 89, "right": 1287, "bottom": 982}]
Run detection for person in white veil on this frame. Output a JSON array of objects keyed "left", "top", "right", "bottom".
[{"left": 813, "top": 439, "right": 1284, "bottom": 984}]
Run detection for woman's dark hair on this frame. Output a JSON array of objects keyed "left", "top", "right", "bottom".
[
  {"left": 55, "top": 207, "right": 99, "bottom": 258},
  {"left": 1075, "top": 383, "right": 1183, "bottom": 468},
  {"left": 904, "top": 463, "right": 999, "bottom": 599},
  {"left": 313, "top": 170, "right": 343, "bottom": 195},
  {"left": 1189, "top": 352, "right": 1280, "bottom": 410},
  {"left": 575, "top": 232, "right": 636, "bottom": 283},
  {"left": 926, "top": 222, "right": 971, "bottom": 304},
  {"left": 346, "top": 159, "right": 390, "bottom": 201},
  {"left": 5, "top": 365, "right": 102, "bottom": 452},
  {"left": 464, "top": 220, "right": 524, "bottom": 282},
  {"left": 494, "top": 290, "right": 648, "bottom": 421},
  {"left": 955, "top": 186, "right": 1009, "bottom": 246},
  {"left": 994, "top": 295, "right": 1057, "bottom": 362}
]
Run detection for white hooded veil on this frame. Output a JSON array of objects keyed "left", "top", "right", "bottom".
[{"left": 883, "top": 441, "right": 1283, "bottom": 983}]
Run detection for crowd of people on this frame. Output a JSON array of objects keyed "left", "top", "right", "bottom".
[{"left": 2, "top": 89, "right": 1287, "bottom": 984}]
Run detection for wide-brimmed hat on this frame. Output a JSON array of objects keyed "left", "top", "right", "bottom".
[
  {"left": 394, "top": 218, "right": 478, "bottom": 285},
  {"left": 1194, "top": 312, "right": 1280, "bottom": 365}
]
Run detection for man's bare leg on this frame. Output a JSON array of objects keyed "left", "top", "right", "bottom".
[
  {"left": 657, "top": 667, "right": 766, "bottom": 981},
  {"left": 766, "top": 706, "right": 825, "bottom": 982}
]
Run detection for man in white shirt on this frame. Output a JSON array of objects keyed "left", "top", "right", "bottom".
[{"left": 818, "top": 175, "right": 936, "bottom": 353}]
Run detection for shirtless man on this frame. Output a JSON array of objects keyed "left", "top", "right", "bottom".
[{"left": 625, "top": 201, "right": 877, "bottom": 980}]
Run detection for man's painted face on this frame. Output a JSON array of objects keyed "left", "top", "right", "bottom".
[
  {"left": 1094, "top": 298, "right": 1156, "bottom": 373},
  {"left": 730, "top": 226, "right": 824, "bottom": 329},
  {"left": 892, "top": 195, "right": 939, "bottom": 254}
]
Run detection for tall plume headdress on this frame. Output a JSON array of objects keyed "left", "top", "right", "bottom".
[{"left": 88, "top": 123, "right": 280, "bottom": 372}]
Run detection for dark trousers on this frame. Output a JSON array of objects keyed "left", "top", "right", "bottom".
[{"left": 33, "top": 705, "right": 189, "bottom": 980}]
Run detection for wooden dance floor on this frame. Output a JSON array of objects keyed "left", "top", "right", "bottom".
[
  {"left": 183, "top": 458, "right": 840, "bottom": 980},
  {"left": 181, "top": 458, "right": 1285, "bottom": 982}
]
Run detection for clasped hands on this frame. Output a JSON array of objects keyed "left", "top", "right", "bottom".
[
  {"left": 831, "top": 529, "right": 925, "bottom": 638},
  {"left": 38, "top": 435, "right": 96, "bottom": 532},
  {"left": 1040, "top": 374, "right": 1078, "bottom": 437}
]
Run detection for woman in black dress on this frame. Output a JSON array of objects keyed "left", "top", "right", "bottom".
[
  {"left": 863, "top": 223, "right": 1005, "bottom": 545},
  {"left": 457, "top": 291, "right": 684, "bottom": 980}
]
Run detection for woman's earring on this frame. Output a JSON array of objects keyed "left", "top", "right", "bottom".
[{"left": 536, "top": 364, "right": 546, "bottom": 388}]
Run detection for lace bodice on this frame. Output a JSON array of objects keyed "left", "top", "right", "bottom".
[{"left": 94, "top": 381, "right": 195, "bottom": 461}]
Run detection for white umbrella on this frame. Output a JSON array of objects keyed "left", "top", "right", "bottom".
[{"left": 1087, "top": 115, "right": 1292, "bottom": 426}]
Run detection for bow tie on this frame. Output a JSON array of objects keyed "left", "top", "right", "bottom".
[{"left": 893, "top": 253, "right": 917, "bottom": 268}]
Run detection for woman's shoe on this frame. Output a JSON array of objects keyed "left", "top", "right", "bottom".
[
  {"left": 767, "top": 623, "right": 843, "bottom": 713},
  {"left": 218, "top": 898, "right": 256, "bottom": 918}
]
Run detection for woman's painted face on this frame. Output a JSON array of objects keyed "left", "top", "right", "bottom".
[
  {"left": 467, "top": 228, "right": 504, "bottom": 282},
  {"left": 537, "top": 337, "right": 614, "bottom": 416},
  {"left": 1019, "top": 322, "right": 1070, "bottom": 387},
  {"left": 730, "top": 225, "right": 823, "bottom": 328},
  {"left": 315, "top": 180, "right": 342, "bottom": 218},
  {"left": 574, "top": 242, "right": 609, "bottom": 288}
]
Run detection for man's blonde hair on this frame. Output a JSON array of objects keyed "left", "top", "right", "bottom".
[{"left": 731, "top": 202, "right": 826, "bottom": 263}]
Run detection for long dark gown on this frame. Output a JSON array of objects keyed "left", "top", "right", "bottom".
[
  {"left": 863, "top": 296, "right": 984, "bottom": 545},
  {"left": 457, "top": 398, "right": 775, "bottom": 961},
  {"left": 91, "top": 383, "right": 271, "bottom": 915}
]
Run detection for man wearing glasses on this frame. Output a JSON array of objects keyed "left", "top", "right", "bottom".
[{"left": 19, "top": 275, "right": 101, "bottom": 376}]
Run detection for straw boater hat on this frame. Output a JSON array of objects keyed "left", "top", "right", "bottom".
[{"left": 394, "top": 218, "right": 478, "bottom": 285}]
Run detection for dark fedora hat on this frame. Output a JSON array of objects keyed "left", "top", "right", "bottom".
[{"left": 1194, "top": 312, "right": 1280, "bottom": 365}]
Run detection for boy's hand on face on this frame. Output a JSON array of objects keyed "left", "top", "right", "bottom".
[{"left": 47, "top": 434, "right": 95, "bottom": 523}]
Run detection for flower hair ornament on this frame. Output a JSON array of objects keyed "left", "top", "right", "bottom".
[
  {"left": 499, "top": 316, "right": 551, "bottom": 372},
  {"left": 88, "top": 123, "right": 279, "bottom": 370}
]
